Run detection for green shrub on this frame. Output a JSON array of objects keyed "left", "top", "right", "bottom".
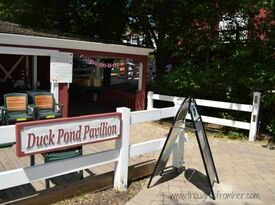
[{"left": 266, "top": 120, "right": 275, "bottom": 138}]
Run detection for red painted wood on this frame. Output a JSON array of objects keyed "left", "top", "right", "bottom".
[
  {"left": 60, "top": 48, "right": 147, "bottom": 62},
  {"left": 135, "top": 91, "right": 144, "bottom": 111},
  {"left": 98, "top": 88, "right": 136, "bottom": 110},
  {"left": 59, "top": 83, "right": 68, "bottom": 117},
  {"left": 137, "top": 56, "right": 148, "bottom": 110},
  {"left": 0, "top": 44, "right": 150, "bottom": 113}
]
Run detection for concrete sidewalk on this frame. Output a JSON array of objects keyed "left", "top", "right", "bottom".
[{"left": 126, "top": 135, "right": 275, "bottom": 205}]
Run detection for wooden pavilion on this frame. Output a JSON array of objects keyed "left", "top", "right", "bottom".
[{"left": 0, "top": 22, "right": 154, "bottom": 116}]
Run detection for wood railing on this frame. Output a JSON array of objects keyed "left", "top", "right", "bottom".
[
  {"left": 147, "top": 91, "right": 261, "bottom": 141},
  {"left": 98, "top": 88, "right": 141, "bottom": 111},
  {"left": 0, "top": 104, "right": 184, "bottom": 192},
  {"left": 135, "top": 90, "right": 145, "bottom": 111}
]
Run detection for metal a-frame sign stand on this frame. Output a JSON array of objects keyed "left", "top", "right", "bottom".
[{"left": 147, "top": 97, "right": 219, "bottom": 199}]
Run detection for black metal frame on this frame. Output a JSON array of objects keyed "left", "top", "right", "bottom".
[
  {"left": 147, "top": 97, "right": 190, "bottom": 188},
  {"left": 189, "top": 98, "right": 219, "bottom": 199},
  {"left": 147, "top": 97, "right": 219, "bottom": 200}
]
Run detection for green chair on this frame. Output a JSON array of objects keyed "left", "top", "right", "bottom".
[
  {"left": 2, "top": 93, "right": 34, "bottom": 125},
  {"left": 31, "top": 92, "right": 82, "bottom": 188},
  {"left": 43, "top": 147, "right": 83, "bottom": 188},
  {"left": 32, "top": 92, "right": 63, "bottom": 120}
]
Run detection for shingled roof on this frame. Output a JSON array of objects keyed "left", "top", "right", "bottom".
[
  {"left": 0, "top": 21, "right": 154, "bottom": 57},
  {"left": 0, "top": 20, "right": 70, "bottom": 39},
  {"left": 0, "top": 20, "right": 153, "bottom": 49}
]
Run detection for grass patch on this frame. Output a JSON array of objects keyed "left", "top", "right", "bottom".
[{"left": 213, "top": 130, "right": 247, "bottom": 140}]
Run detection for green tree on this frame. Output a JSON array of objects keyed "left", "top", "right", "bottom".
[
  {"left": 0, "top": 0, "right": 129, "bottom": 41},
  {"left": 128, "top": 0, "right": 190, "bottom": 79},
  {"left": 153, "top": 0, "right": 275, "bottom": 135}
]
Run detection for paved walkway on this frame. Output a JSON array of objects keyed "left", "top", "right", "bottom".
[{"left": 126, "top": 134, "right": 275, "bottom": 205}]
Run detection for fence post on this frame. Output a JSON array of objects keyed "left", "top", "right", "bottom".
[
  {"left": 249, "top": 92, "right": 261, "bottom": 141},
  {"left": 147, "top": 91, "right": 154, "bottom": 110},
  {"left": 173, "top": 97, "right": 180, "bottom": 107},
  {"left": 114, "top": 107, "right": 130, "bottom": 191}
]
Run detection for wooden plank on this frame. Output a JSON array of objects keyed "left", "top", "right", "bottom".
[
  {"left": 186, "top": 114, "right": 250, "bottom": 130},
  {"left": 0, "top": 189, "right": 8, "bottom": 202},
  {"left": 131, "top": 109, "right": 161, "bottom": 124},
  {"left": 201, "top": 115, "right": 250, "bottom": 130},
  {"left": 153, "top": 93, "right": 252, "bottom": 112},
  {"left": 0, "top": 149, "right": 119, "bottom": 190},
  {"left": 160, "top": 107, "right": 177, "bottom": 119},
  {"left": 0, "top": 149, "right": 7, "bottom": 171},
  {"left": 0, "top": 115, "right": 169, "bottom": 201},
  {"left": 0, "top": 46, "right": 58, "bottom": 56},
  {"left": 34, "top": 95, "right": 53, "bottom": 109},
  {"left": 4, "top": 187, "right": 20, "bottom": 201},
  {"left": 6, "top": 96, "right": 27, "bottom": 111},
  {"left": 195, "top": 99, "right": 252, "bottom": 112},
  {"left": 152, "top": 93, "right": 183, "bottom": 103},
  {"left": 16, "top": 184, "right": 36, "bottom": 197},
  {"left": 6, "top": 161, "right": 156, "bottom": 205},
  {"left": 0, "top": 125, "right": 16, "bottom": 145},
  {"left": 9, "top": 146, "right": 46, "bottom": 190},
  {"left": 130, "top": 138, "right": 166, "bottom": 157},
  {"left": 0, "top": 147, "right": 15, "bottom": 171},
  {"left": 4, "top": 146, "right": 29, "bottom": 172}
]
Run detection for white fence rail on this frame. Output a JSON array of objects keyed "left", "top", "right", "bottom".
[
  {"left": 0, "top": 104, "right": 184, "bottom": 193},
  {"left": 147, "top": 91, "right": 261, "bottom": 141},
  {"left": 0, "top": 91, "right": 260, "bottom": 194},
  {"left": 0, "top": 149, "right": 119, "bottom": 190}
]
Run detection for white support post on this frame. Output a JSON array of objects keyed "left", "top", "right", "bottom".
[
  {"left": 50, "top": 82, "right": 59, "bottom": 105},
  {"left": 172, "top": 96, "right": 186, "bottom": 170},
  {"left": 114, "top": 107, "right": 130, "bottom": 191},
  {"left": 147, "top": 91, "right": 154, "bottom": 110},
  {"left": 249, "top": 92, "right": 261, "bottom": 141},
  {"left": 172, "top": 124, "right": 187, "bottom": 170},
  {"left": 32, "top": 55, "right": 37, "bottom": 89},
  {"left": 138, "top": 62, "right": 143, "bottom": 91},
  {"left": 173, "top": 97, "right": 180, "bottom": 108}
]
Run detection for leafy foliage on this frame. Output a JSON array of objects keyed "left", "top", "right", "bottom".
[
  {"left": 0, "top": 0, "right": 129, "bottom": 41},
  {"left": 153, "top": 1, "right": 274, "bottom": 136},
  {"left": 0, "top": 0, "right": 274, "bottom": 136}
]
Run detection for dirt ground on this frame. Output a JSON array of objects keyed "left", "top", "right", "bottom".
[{"left": 53, "top": 179, "right": 147, "bottom": 205}]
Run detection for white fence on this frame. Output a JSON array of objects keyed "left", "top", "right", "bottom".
[
  {"left": 0, "top": 91, "right": 260, "bottom": 194},
  {"left": 147, "top": 91, "right": 261, "bottom": 141},
  {"left": 0, "top": 105, "right": 185, "bottom": 192}
]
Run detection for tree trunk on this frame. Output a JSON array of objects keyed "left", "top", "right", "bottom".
[{"left": 155, "top": 47, "right": 170, "bottom": 80}]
